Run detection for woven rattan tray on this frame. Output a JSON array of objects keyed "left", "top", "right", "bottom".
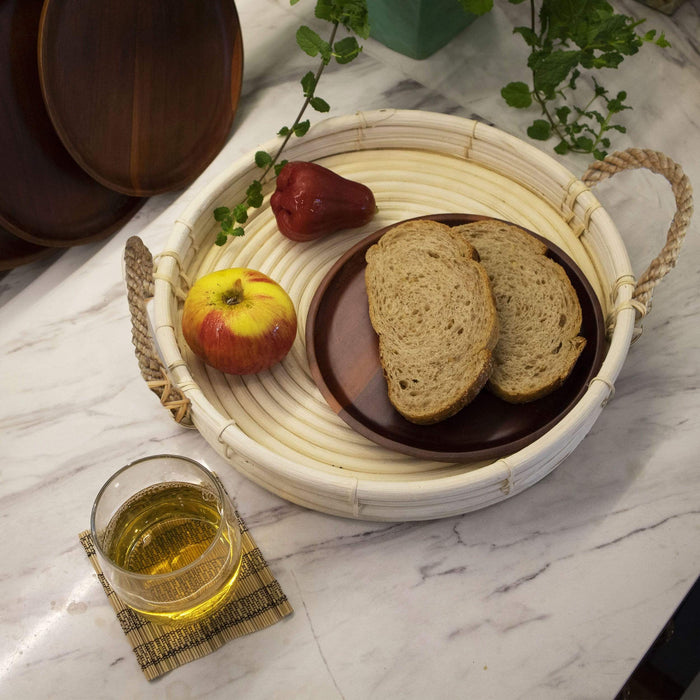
[{"left": 125, "top": 110, "right": 692, "bottom": 521}]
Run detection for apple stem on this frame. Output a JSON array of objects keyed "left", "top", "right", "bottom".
[{"left": 224, "top": 278, "right": 245, "bottom": 306}]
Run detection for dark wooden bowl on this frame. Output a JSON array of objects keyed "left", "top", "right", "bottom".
[
  {"left": 305, "top": 214, "right": 606, "bottom": 462},
  {"left": 38, "top": 0, "right": 244, "bottom": 196}
]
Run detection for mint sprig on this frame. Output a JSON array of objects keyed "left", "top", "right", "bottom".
[
  {"left": 501, "top": 0, "right": 669, "bottom": 158},
  {"left": 215, "top": 0, "right": 369, "bottom": 245}
]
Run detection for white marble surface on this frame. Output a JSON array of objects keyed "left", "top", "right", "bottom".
[{"left": 1, "top": 1, "right": 699, "bottom": 697}]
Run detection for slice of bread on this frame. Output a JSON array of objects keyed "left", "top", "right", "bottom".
[
  {"left": 454, "top": 219, "right": 586, "bottom": 403},
  {"left": 364, "top": 219, "right": 499, "bottom": 425}
]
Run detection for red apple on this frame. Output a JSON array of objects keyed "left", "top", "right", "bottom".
[{"left": 181, "top": 268, "right": 297, "bottom": 375}]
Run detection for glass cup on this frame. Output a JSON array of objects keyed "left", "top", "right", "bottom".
[{"left": 90, "top": 454, "right": 243, "bottom": 626}]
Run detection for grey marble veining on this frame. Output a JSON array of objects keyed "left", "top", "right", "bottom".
[{"left": 1, "top": 1, "right": 699, "bottom": 698}]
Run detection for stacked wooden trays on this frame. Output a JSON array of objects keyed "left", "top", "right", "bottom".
[
  {"left": 0, "top": 0, "right": 243, "bottom": 270},
  {"left": 126, "top": 109, "right": 692, "bottom": 521}
]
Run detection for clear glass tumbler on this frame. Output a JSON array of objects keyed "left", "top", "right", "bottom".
[{"left": 90, "top": 454, "right": 242, "bottom": 626}]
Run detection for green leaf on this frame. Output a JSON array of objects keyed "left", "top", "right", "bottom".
[
  {"left": 554, "top": 140, "right": 570, "bottom": 155},
  {"left": 593, "top": 149, "right": 608, "bottom": 160},
  {"left": 310, "top": 96, "right": 330, "bottom": 112},
  {"left": 215, "top": 232, "right": 228, "bottom": 246},
  {"left": 527, "top": 119, "right": 552, "bottom": 141},
  {"left": 334, "top": 36, "right": 361, "bottom": 64},
  {"left": 607, "top": 95, "right": 630, "bottom": 114},
  {"left": 246, "top": 181, "right": 263, "bottom": 208},
  {"left": 555, "top": 106, "right": 571, "bottom": 124},
  {"left": 314, "top": 1, "right": 336, "bottom": 22},
  {"left": 278, "top": 126, "right": 291, "bottom": 136},
  {"left": 543, "top": 1, "right": 640, "bottom": 55},
  {"left": 592, "top": 78, "right": 607, "bottom": 97},
  {"left": 231, "top": 226, "right": 245, "bottom": 237},
  {"left": 529, "top": 49, "right": 582, "bottom": 98},
  {"left": 233, "top": 202, "right": 248, "bottom": 224},
  {"left": 314, "top": 0, "right": 370, "bottom": 39},
  {"left": 274, "top": 160, "right": 289, "bottom": 176},
  {"left": 255, "top": 150, "right": 272, "bottom": 168},
  {"left": 574, "top": 135, "right": 594, "bottom": 151},
  {"left": 293, "top": 120, "right": 311, "bottom": 137},
  {"left": 456, "top": 0, "right": 493, "bottom": 16},
  {"left": 592, "top": 51, "right": 624, "bottom": 69},
  {"left": 300, "top": 71, "right": 316, "bottom": 97},
  {"left": 656, "top": 33, "right": 671, "bottom": 48},
  {"left": 213, "top": 206, "right": 230, "bottom": 222},
  {"left": 568, "top": 68, "right": 581, "bottom": 90},
  {"left": 589, "top": 110, "right": 606, "bottom": 126},
  {"left": 296, "top": 25, "right": 331, "bottom": 63},
  {"left": 513, "top": 26, "right": 538, "bottom": 47},
  {"left": 296, "top": 25, "right": 320, "bottom": 56},
  {"left": 501, "top": 81, "right": 532, "bottom": 108}
]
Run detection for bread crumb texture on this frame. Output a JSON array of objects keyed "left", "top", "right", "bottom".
[
  {"left": 455, "top": 220, "right": 586, "bottom": 403},
  {"left": 365, "top": 220, "right": 498, "bottom": 424}
]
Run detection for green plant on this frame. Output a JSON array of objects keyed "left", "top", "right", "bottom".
[
  {"left": 214, "top": 0, "right": 369, "bottom": 245},
  {"left": 215, "top": 0, "right": 670, "bottom": 244},
  {"left": 501, "top": 0, "right": 669, "bottom": 158},
  {"left": 457, "top": 0, "right": 495, "bottom": 12}
]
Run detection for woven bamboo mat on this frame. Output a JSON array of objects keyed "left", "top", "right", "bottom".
[{"left": 79, "top": 512, "right": 293, "bottom": 680}]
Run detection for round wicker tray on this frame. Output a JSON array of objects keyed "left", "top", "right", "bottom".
[{"left": 126, "top": 109, "right": 692, "bottom": 521}]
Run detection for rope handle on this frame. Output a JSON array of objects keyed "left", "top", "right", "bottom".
[
  {"left": 582, "top": 148, "right": 694, "bottom": 315},
  {"left": 124, "top": 236, "right": 193, "bottom": 426}
]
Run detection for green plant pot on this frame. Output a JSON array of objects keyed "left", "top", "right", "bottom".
[{"left": 366, "top": 0, "right": 478, "bottom": 60}]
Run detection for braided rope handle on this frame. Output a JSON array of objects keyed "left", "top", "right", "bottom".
[
  {"left": 124, "top": 236, "right": 193, "bottom": 426},
  {"left": 582, "top": 148, "right": 694, "bottom": 314}
]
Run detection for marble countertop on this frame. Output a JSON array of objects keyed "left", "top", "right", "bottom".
[{"left": 2, "top": 1, "right": 699, "bottom": 697}]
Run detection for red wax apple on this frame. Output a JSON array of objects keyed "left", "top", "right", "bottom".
[
  {"left": 270, "top": 161, "right": 376, "bottom": 242},
  {"left": 181, "top": 268, "right": 297, "bottom": 375}
]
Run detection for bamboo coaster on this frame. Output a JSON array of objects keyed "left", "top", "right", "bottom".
[{"left": 79, "top": 512, "right": 293, "bottom": 680}]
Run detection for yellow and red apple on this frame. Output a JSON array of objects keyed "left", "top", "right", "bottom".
[{"left": 181, "top": 268, "right": 297, "bottom": 375}]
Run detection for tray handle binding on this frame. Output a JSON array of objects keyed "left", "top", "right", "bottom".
[
  {"left": 582, "top": 148, "right": 694, "bottom": 336},
  {"left": 124, "top": 236, "right": 193, "bottom": 426}
]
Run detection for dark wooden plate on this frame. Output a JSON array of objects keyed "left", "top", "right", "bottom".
[
  {"left": 38, "top": 0, "right": 244, "bottom": 196},
  {"left": 0, "top": 0, "right": 144, "bottom": 247},
  {"left": 306, "top": 214, "right": 606, "bottom": 462},
  {"left": 0, "top": 226, "right": 55, "bottom": 272}
]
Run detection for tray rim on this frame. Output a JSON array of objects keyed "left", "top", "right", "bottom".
[{"left": 152, "top": 109, "right": 637, "bottom": 521}]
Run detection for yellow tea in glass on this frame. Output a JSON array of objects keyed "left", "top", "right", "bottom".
[{"left": 91, "top": 455, "right": 242, "bottom": 626}]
